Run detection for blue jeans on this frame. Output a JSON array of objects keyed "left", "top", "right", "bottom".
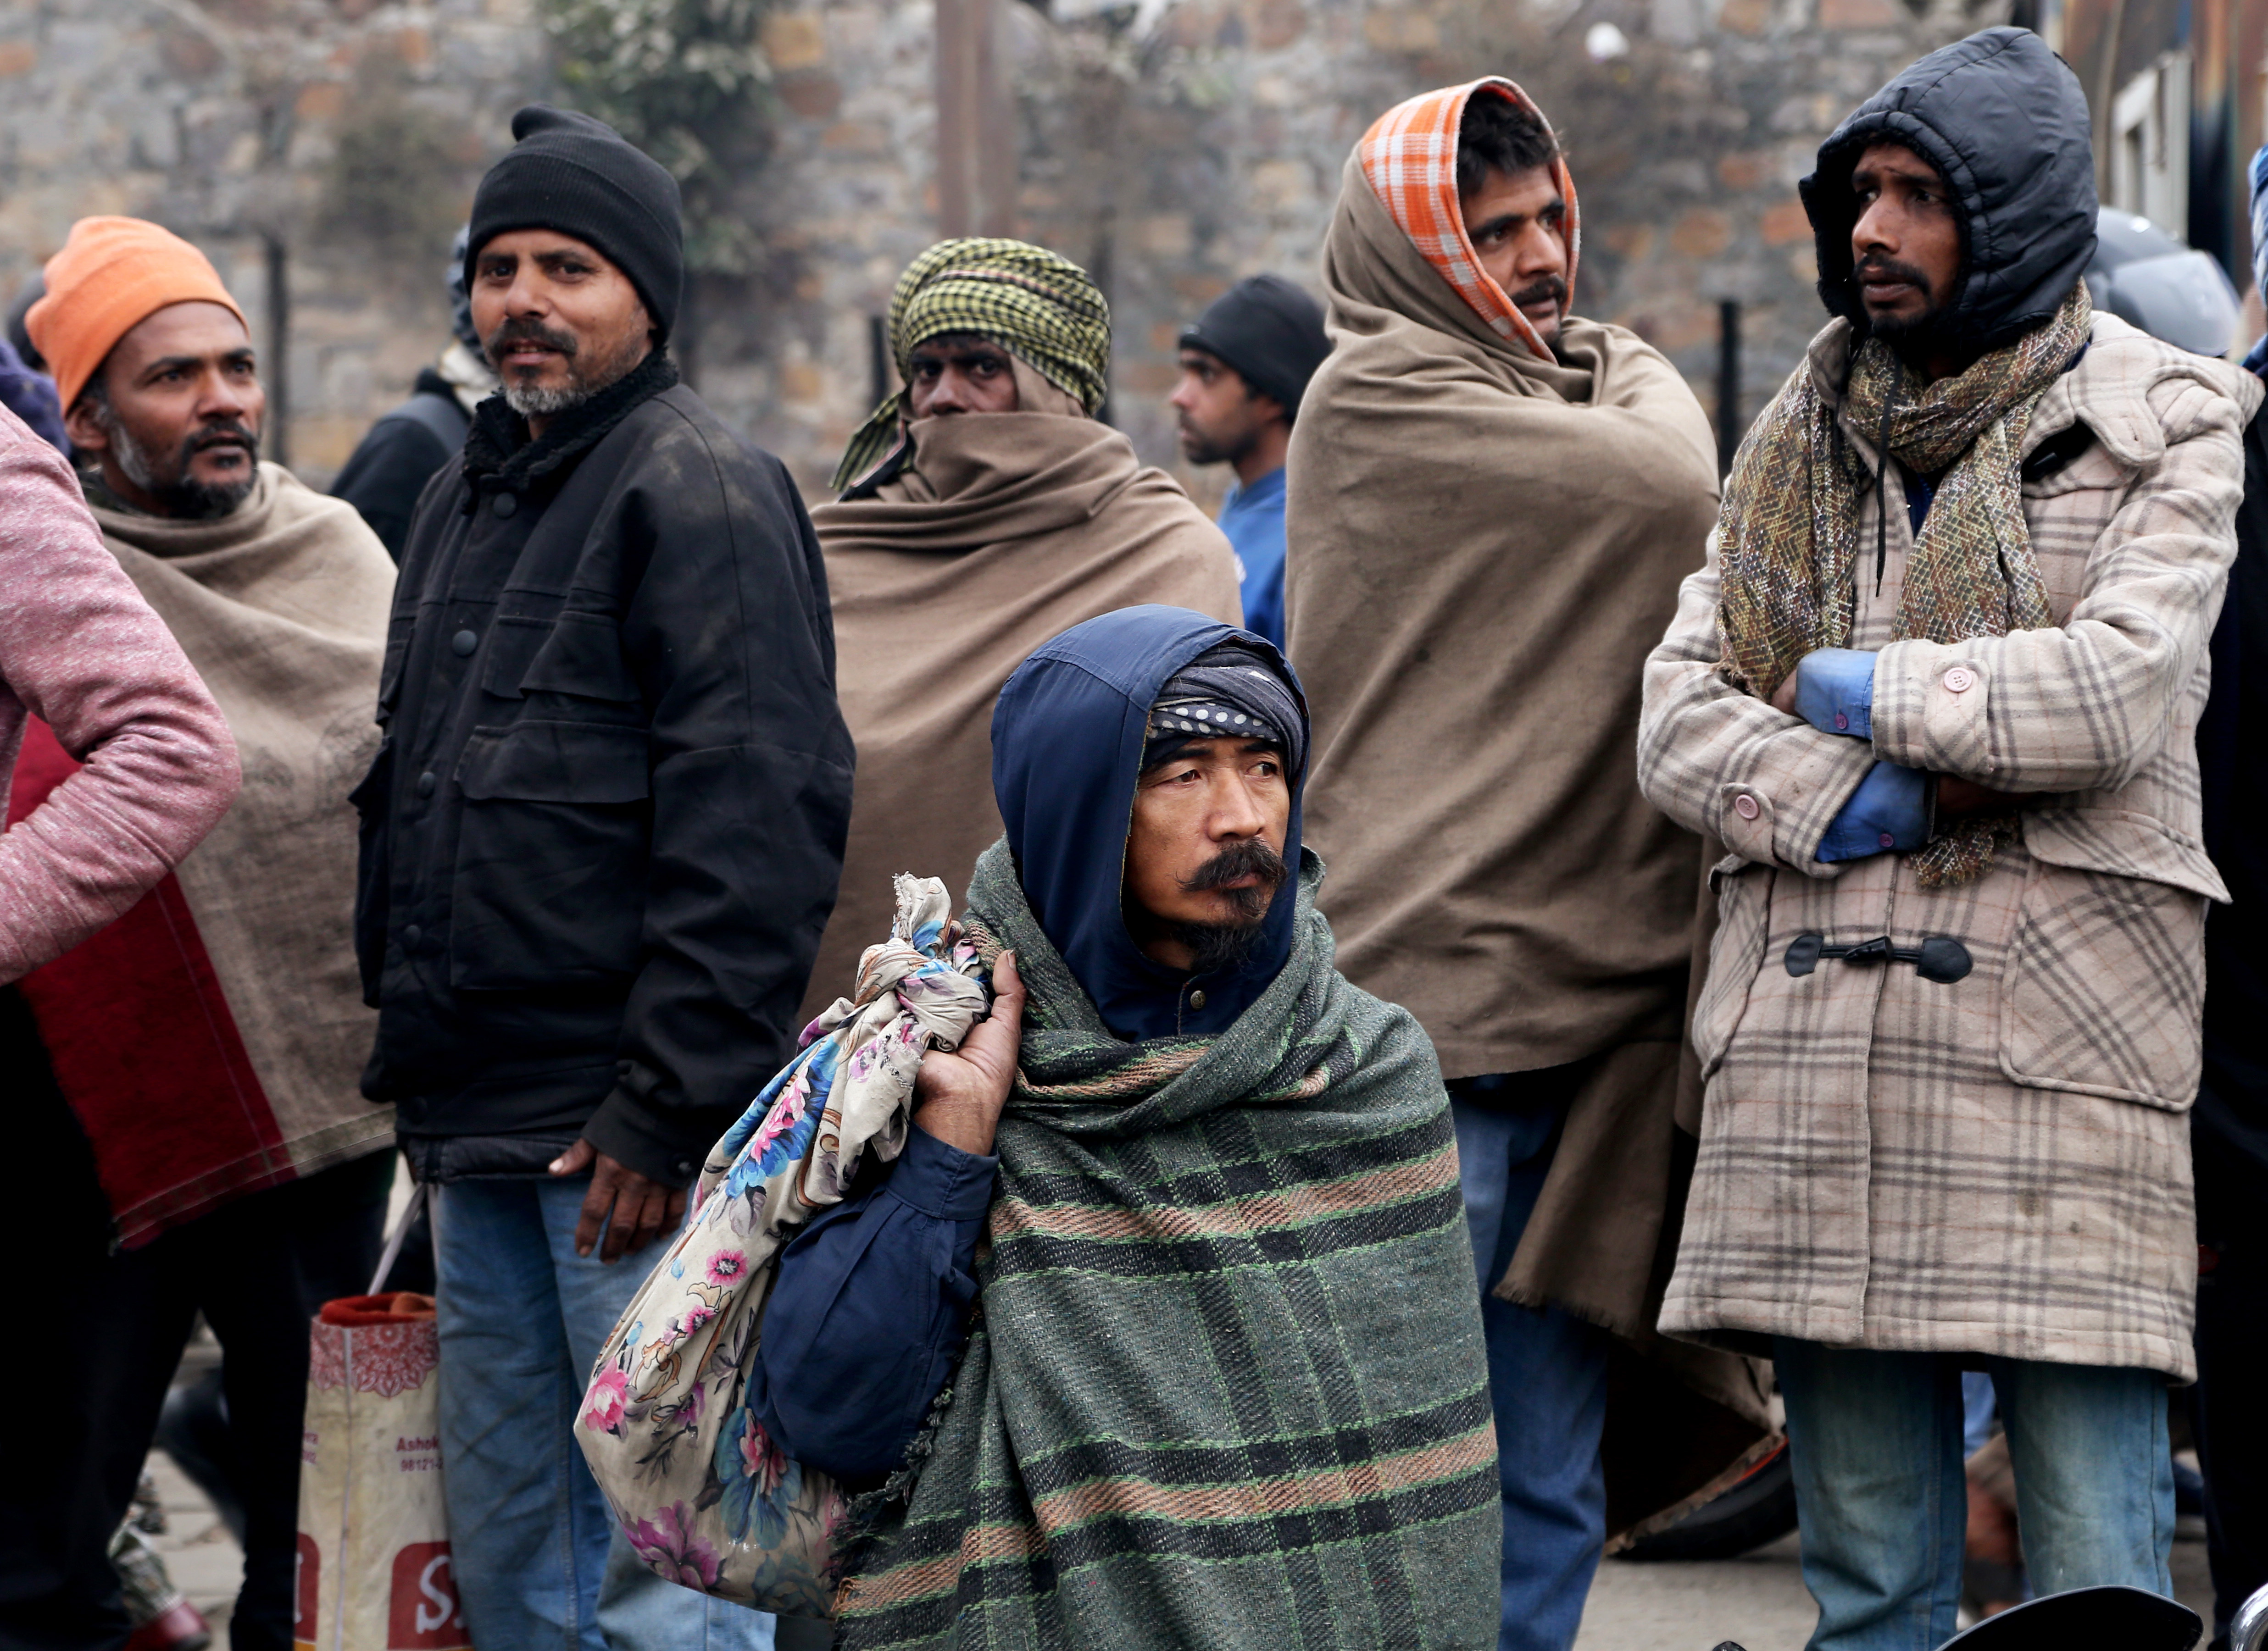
[
  {"left": 432, "top": 1176, "right": 776, "bottom": 1651},
  {"left": 1451, "top": 1090, "right": 1610, "bottom": 1651},
  {"left": 1774, "top": 1338, "right": 2173, "bottom": 1651}
]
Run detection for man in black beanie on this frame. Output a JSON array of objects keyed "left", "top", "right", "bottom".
[
  {"left": 356, "top": 103, "right": 852, "bottom": 1651},
  {"left": 1169, "top": 273, "right": 1329, "bottom": 647}
]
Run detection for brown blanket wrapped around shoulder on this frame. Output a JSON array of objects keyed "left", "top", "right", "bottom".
[
  {"left": 1288, "top": 146, "right": 1719, "bottom": 1330},
  {"left": 1289, "top": 145, "right": 1771, "bottom": 1544},
  {"left": 801, "top": 412, "right": 1239, "bottom": 1030}
]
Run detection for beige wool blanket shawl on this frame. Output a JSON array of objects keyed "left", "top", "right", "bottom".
[
  {"left": 1286, "top": 147, "right": 1721, "bottom": 1331},
  {"left": 92, "top": 462, "right": 395, "bottom": 1174},
  {"left": 802, "top": 412, "right": 1239, "bottom": 1031}
]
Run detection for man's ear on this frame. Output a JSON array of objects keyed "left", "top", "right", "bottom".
[
  {"left": 63, "top": 390, "right": 111, "bottom": 458},
  {"left": 1250, "top": 390, "right": 1289, "bottom": 428}
]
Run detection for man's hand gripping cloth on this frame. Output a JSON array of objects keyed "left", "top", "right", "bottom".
[
  {"left": 576, "top": 875, "right": 993, "bottom": 1618},
  {"left": 1714, "top": 283, "right": 2094, "bottom": 884},
  {"left": 831, "top": 842, "right": 1501, "bottom": 1651}
]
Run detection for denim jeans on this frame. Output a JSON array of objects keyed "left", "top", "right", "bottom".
[
  {"left": 1774, "top": 1338, "right": 2173, "bottom": 1651},
  {"left": 431, "top": 1175, "right": 777, "bottom": 1651},
  {"left": 1451, "top": 1085, "right": 1610, "bottom": 1651}
]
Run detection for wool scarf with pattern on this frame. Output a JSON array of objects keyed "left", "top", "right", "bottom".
[
  {"left": 831, "top": 841, "right": 1500, "bottom": 1650},
  {"left": 1716, "top": 282, "right": 2091, "bottom": 883}
]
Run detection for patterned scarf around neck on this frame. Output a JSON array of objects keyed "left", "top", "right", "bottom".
[{"left": 1716, "top": 283, "right": 2092, "bottom": 884}]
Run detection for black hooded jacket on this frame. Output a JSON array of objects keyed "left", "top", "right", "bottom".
[
  {"left": 1801, "top": 26, "right": 2097, "bottom": 356},
  {"left": 356, "top": 352, "right": 855, "bottom": 1186}
]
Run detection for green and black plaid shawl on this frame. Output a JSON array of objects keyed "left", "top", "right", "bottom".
[
  {"left": 832, "top": 842, "right": 1500, "bottom": 1649},
  {"left": 831, "top": 238, "right": 1112, "bottom": 492}
]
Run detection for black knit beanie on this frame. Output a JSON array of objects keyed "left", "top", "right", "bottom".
[
  {"left": 1177, "top": 273, "right": 1331, "bottom": 417},
  {"left": 466, "top": 106, "right": 684, "bottom": 342}
]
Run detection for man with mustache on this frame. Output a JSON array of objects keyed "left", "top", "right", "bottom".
[
  {"left": 359, "top": 105, "right": 849, "bottom": 1651},
  {"left": 11, "top": 215, "right": 397, "bottom": 1651},
  {"left": 1285, "top": 80, "right": 1736, "bottom": 1651},
  {"left": 748, "top": 604, "right": 1501, "bottom": 1650},
  {"left": 1168, "top": 273, "right": 1332, "bottom": 648},
  {"left": 1639, "top": 30, "right": 2257, "bottom": 1648}
]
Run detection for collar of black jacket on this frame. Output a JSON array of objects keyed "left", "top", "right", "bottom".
[{"left": 461, "top": 348, "right": 680, "bottom": 504}]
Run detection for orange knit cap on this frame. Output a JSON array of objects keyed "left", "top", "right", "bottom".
[{"left": 26, "top": 217, "right": 247, "bottom": 412}]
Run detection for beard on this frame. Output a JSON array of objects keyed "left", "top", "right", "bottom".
[
  {"left": 488, "top": 317, "right": 648, "bottom": 418},
  {"left": 1853, "top": 256, "right": 1947, "bottom": 349},
  {"left": 1169, "top": 837, "right": 1288, "bottom": 973},
  {"left": 104, "top": 411, "right": 258, "bottom": 520},
  {"left": 1177, "top": 412, "right": 1260, "bottom": 469}
]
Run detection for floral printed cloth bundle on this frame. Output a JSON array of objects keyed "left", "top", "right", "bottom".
[{"left": 575, "top": 875, "right": 993, "bottom": 1617}]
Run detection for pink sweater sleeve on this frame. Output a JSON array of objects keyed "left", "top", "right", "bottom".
[{"left": 0, "top": 406, "right": 240, "bottom": 982}]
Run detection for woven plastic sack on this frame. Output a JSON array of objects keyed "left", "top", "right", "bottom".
[
  {"left": 296, "top": 1291, "right": 470, "bottom": 1651},
  {"left": 576, "top": 875, "right": 992, "bottom": 1616}
]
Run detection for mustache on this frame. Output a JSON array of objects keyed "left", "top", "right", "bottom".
[
  {"left": 1507, "top": 274, "right": 1568, "bottom": 311},
  {"left": 1854, "top": 255, "right": 1931, "bottom": 292},
  {"left": 485, "top": 318, "right": 579, "bottom": 360},
  {"left": 1180, "top": 837, "right": 1288, "bottom": 923},
  {"left": 182, "top": 421, "right": 257, "bottom": 461}
]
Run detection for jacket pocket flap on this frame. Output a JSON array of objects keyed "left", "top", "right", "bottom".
[
  {"left": 457, "top": 721, "right": 650, "bottom": 803},
  {"left": 2025, "top": 809, "right": 2228, "bottom": 903},
  {"left": 519, "top": 614, "right": 640, "bottom": 704},
  {"left": 481, "top": 616, "right": 553, "bottom": 700}
]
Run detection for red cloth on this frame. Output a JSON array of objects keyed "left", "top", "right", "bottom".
[
  {"left": 7, "top": 716, "right": 286, "bottom": 1247},
  {"left": 318, "top": 1291, "right": 436, "bottom": 1328}
]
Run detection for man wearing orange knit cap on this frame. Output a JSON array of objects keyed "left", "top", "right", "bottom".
[
  {"left": 1285, "top": 84, "right": 1740, "bottom": 1650},
  {"left": 13, "top": 217, "right": 397, "bottom": 1651}
]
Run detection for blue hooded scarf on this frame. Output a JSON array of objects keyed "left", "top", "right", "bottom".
[{"left": 990, "top": 604, "right": 1307, "bottom": 1042}]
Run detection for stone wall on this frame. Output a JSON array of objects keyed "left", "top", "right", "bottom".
[
  {"left": 0, "top": 0, "right": 2012, "bottom": 500},
  {"left": 717, "top": 0, "right": 2017, "bottom": 502},
  {"left": 0, "top": 0, "right": 541, "bottom": 475}
]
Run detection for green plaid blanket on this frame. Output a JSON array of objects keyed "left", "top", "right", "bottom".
[{"left": 834, "top": 842, "right": 1500, "bottom": 1649}]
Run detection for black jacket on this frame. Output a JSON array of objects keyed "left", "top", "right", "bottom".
[
  {"left": 356, "top": 352, "right": 854, "bottom": 1185},
  {"left": 331, "top": 369, "right": 472, "bottom": 560},
  {"left": 2196, "top": 396, "right": 2268, "bottom": 1231}
]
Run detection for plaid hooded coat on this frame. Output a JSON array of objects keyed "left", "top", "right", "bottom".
[{"left": 1639, "top": 310, "right": 2257, "bottom": 1380}]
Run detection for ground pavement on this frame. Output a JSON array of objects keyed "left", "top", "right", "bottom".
[{"left": 143, "top": 1447, "right": 2218, "bottom": 1651}]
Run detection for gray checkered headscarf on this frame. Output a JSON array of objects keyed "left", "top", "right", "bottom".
[{"left": 831, "top": 238, "right": 1112, "bottom": 492}]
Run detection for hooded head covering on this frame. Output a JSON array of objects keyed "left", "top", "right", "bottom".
[
  {"left": 27, "top": 217, "right": 247, "bottom": 412},
  {"left": 1357, "top": 78, "right": 1579, "bottom": 362},
  {"left": 1801, "top": 27, "right": 2096, "bottom": 356},
  {"left": 465, "top": 105, "right": 684, "bottom": 343},
  {"left": 446, "top": 223, "right": 481, "bottom": 355},
  {"left": 833, "top": 238, "right": 1111, "bottom": 491},
  {"left": 991, "top": 604, "right": 1306, "bottom": 1042},
  {"left": 1177, "top": 274, "right": 1332, "bottom": 416}
]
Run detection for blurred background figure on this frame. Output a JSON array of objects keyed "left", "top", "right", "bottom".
[
  {"left": 3, "top": 274, "right": 66, "bottom": 453},
  {"left": 2189, "top": 136, "right": 2268, "bottom": 1651},
  {"left": 330, "top": 225, "right": 499, "bottom": 558},
  {"left": 1170, "top": 273, "right": 1329, "bottom": 648}
]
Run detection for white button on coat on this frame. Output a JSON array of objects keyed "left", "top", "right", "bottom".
[
  {"left": 1733, "top": 794, "right": 1761, "bottom": 820},
  {"left": 1943, "top": 666, "right": 1976, "bottom": 694}
]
